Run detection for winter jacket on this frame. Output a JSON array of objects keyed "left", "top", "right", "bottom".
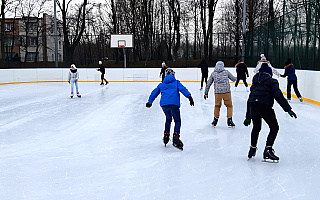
[
  {"left": 198, "top": 61, "right": 209, "bottom": 77},
  {"left": 254, "top": 60, "right": 280, "bottom": 77},
  {"left": 205, "top": 61, "right": 237, "bottom": 94},
  {"left": 235, "top": 62, "right": 249, "bottom": 79},
  {"left": 280, "top": 64, "right": 297, "bottom": 81},
  {"left": 68, "top": 69, "right": 79, "bottom": 82},
  {"left": 148, "top": 74, "right": 191, "bottom": 107},
  {"left": 246, "top": 72, "right": 291, "bottom": 119},
  {"left": 98, "top": 65, "right": 105, "bottom": 74}
]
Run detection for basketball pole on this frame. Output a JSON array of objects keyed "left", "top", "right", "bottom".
[
  {"left": 241, "top": 0, "right": 246, "bottom": 62},
  {"left": 122, "top": 47, "right": 126, "bottom": 68}
]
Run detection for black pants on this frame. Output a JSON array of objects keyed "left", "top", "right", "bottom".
[
  {"left": 235, "top": 77, "right": 248, "bottom": 87},
  {"left": 201, "top": 75, "right": 207, "bottom": 88},
  {"left": 287, "top": 80, "right": 301, "bottom": 99},
  {"left": 250, "top": 103, "right": 279, "bottom": 147},
  {"left": 101, "top": 74, "right": 108, "bottom": 83}
]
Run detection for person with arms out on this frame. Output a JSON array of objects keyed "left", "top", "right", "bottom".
[
  {"left": 204, "top": 61, "right": 237, "bottom": 127},
  {"left": 68, "top": 64, "right": 81, "bottom": 98},
  {"left": 244, "top": 63, "right": 297, "bottom": 162},
  {"left": 234, "top": 60, "right": 249, "bottom": 92},
  {"left": 280, "top": 58, "right": 303, "bottom": 102},
  {"left": 146, "top": 68, "right": 194, "bottom": 151},
  {"left": 254, "top": 54, "right": 280, "bottom": 77},
  {"left": 159, "top": 62, "right": 168, "bottom": 82},
  {"left": 96, "top": 61, "right": 109, "bottom": 85},
  {"left": 198, "top": 59, "right": 209, "bottom": 90}
]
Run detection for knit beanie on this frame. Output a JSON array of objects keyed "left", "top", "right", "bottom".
[{"left": 259, "top": 63, "right": 272, "bottom": 75}]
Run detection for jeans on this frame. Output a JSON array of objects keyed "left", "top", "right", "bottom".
[
  {"left": 70, "top": 80, "right": 79, "bottom": 93},
  {"left": 249, "top": 103, "right": 279, "bottom": 147},
  {"left": 287, "top": 80, "right": 301, "bottom": 99},
  {"left": 161, "top": 105, "right": 181, "bottom": 134}
]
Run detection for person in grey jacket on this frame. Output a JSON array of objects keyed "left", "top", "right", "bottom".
[
  {"left": 68, "top": 64, "right": 81, "bottom": 98},
  {"left": 204, "top": 61, "right": 237, "bottom": 127}
]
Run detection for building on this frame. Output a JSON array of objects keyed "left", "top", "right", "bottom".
[{"left": 0, "top": 13, "right": 63, "bottom": 62}]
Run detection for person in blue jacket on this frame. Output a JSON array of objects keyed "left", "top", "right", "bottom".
[
  {"left": 146, "top": 68, "right": 194, "bottom": 150},
  {"left": 280, "top": 58, "right": 303, "bottom": 102}
]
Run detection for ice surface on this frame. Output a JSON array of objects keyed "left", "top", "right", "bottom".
[{"left": 0, "top": 82, "right": 319, "bottom": 199}]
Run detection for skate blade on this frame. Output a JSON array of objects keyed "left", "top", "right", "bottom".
[
  {"left": 228, "top": 126, "right": 235, "bottom": 128},
  {"left": 262, "top": 159, "right": 279, "bottom": 163},
  {"left": 172, "top": 144, "right": 183, "bottom": 151}
]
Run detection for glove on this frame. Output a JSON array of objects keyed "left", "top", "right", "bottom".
[
  {"left": 146, "top": 102, "right": 152, "bottom": 108},
  {"left": 204, "top": 94, "right": 208, "bottom": 100},
  {"left": 288, "top": 110, "right": 297, "bottom": 118},
  {"left": 188, "top": 96, "right": 194, "bottom": 106},
  {"left": 68, "top": 81, "right": 70, "bottom": 84},
  {"left": 243, "top": 118, "right": 251, "bottom": 126}
]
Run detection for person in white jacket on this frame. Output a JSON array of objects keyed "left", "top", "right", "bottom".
[
  {"left": 254, "top": 54, "right": 280, "bottom": 77},
  {"left": 68, "top": 64, "right": 81, "bottom": 98}
]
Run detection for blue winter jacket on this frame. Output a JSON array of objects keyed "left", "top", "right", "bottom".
[
  {"left": 280, "top": 64, "right": 297, "bottom": 81},
  {"left": 148, "top": 74, "right": 191, "bottom": 107}
]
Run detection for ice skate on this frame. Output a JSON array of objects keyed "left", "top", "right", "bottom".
[
  {"left": 200, "top": 87, "right": 203, "bottom": 90},
  {"left": 227, "top": 117, "right": 235, "bottom": 128},
  {"left": 248, "top": 146, "right": 257, "bottom": 159},
  {"left": 211, "top": 117, "right": 218, "bottom": 127},
  {"left": 105, "top": 81, "right": 109, "bottom": 85},
  {"left": 299, "top": 97, "right": 303, "bottom": 102},
  {"left": 163, "top": 132, "right": 170, "bottom": 147},
  {"left": 77, "top": 92, "right": 81, "bottom": 98},
  {"left": 287, "top": 98, "right": 291, "bottom": 102},
  {"left": 246, "top": 87, "right": 249, "bottom": 92},
  {"left": 263, "top": 146, "right": 279, "bottom": 163},
  {"left": 234, "top": 87, "right": 237, "bottom": 91},
  {"left": 70, "top": 92, "right": 74, "bottom": 98},
  {"left": 100, "top": 82, "right": 104, "bottom": 85},
  {"left": 172, "top": 132, "right": 183, "bottom": 151}
]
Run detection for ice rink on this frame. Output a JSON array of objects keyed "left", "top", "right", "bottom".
[{"left": 1, "top": 81, "right": 320, "bottom": 199}]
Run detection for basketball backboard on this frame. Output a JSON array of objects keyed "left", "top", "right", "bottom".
[{"left": 110, "top": 34, "right": 133, "bottom": 48}]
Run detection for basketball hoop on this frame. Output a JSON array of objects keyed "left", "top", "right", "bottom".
[
  {"left": 118, "top": 40, "right": 126, "bottom": 49},
  {"left": 119, "top": 45, "right": 125, "bottom": 48}
]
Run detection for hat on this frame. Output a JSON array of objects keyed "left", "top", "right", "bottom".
[
  {"left": 259, "top": 63, "right": 272, "bottom": 75},
  {"left": 71, "top": 64, "right": 76, "bottom": 69},
  {"left": 99, "top": 61, "right": 102, "bottom": 65},
  {"left": 165, "top": 68, "right": 175, "bottom": 76},
  {"left": 162, "top": 62, "right": 166, "bottom": 67},
  {"left": 260, "top": 54, "right": 266, "bottom": 61}
]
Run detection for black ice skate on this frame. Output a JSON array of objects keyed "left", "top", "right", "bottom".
[
  {"left": 163, "top": 132, "right": 170, "bottom": 147},
  {"left": 227, "top": 117, "right": 235, "bottom": 128},
  {"left": 248, "top": 146, "right": 257, "bottom": 159},
  {"left": 70, "top": 92, "right": 74, "bottom": 98},
  {"left": 263, "top": 146, "right": 279, "bottom": 163},
  {"left": 77, "top": 92, "right": 81, "bottom": 98},
  {"left": 172, "top": 132, "right": 183, "bottom": 151},
  {"left": 211, "top": 117, "right": 218, "bottom": 127},
  {"left": 100, "top": 82, "right": 104, "bottom": 85}
]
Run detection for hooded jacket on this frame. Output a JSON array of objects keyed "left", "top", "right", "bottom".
[
  {"left": 98, "top": 65, "right": 105, "bottom": 74},
  {"left": 148, "top": 74, "right": 191, "bottom": 107},
  {"left": 198, "top": 60, "right": 209, "bottom": 77},
  {"left": 68, "top": 69, "right": 79, "bottom": 82},
  {"left": 235, "top": 62, "right": 249, "bottom": 79},
  {"left": 205, "top": 61, "right": 236, "bottom": 94},
  {"left": 246, "top": 72, "right": 291, "bottom": 119},
  {"left": 280, "top": 64, "right": 297, "bottom": 81}
]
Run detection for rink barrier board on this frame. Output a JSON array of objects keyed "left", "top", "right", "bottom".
[{"left": 1, "top": 80, "right": 319, "bottom": 106}]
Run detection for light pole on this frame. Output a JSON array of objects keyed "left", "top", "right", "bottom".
[
  {"left": 54, "top": 0, "right": 58, "bottom": 68},
  {"left": 241, "top": 0, "right": 246, "bottom": 62}
]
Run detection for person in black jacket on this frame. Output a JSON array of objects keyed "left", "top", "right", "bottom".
[
  {"left": 280, "top": 58, "right": 303, "bottom": 102},
  {"left": 159, "top": 62, "right": 168, "bottom": 82},
  {"left": 96, "top": 61, "right": 109, "bottom": 85},
  {"left": 234, "top": 60, "right": 249, "bottom": 92},
  {"left": 243, "top": 63, "right": 297, "bottom": 162},
  {"left": 198, "top": 59, "right": 209, "bottom": 90}
]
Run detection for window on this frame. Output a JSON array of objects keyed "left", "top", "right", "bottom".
[
  {"left": 26, "top": 52, "right": 38, "bottom": 61},
  {"left": 27, "top": 37, "right": 37, "bottom": 46},
  {"left": 59, "top": 41, "right": 62, "bottom": 49},
  {"left": 52, "top": 54, "right": 54, "bottom": 61},
  {"left": 4, "top": 23, "right": 13, "bottom": 31},
  {"left": 58, "top": 54, "right": 62, "bottom": 62},
  {"left": 27, "top": 22, "right": 38, "bottom": 32},
  {"left": 4, "top": 37, "right": 14, "bottom": 46}
]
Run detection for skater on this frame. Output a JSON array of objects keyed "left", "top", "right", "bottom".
[
  {"left": 204, "top": 61, "right": 237, "bottom": 127},
  {"left": 146, "top": 68, "right": 194, "bottom": 150},
  {"left": 254, "top": 54, "right": 280, "bottom": 77},
  {"left": 96, "top": 60, "right": 109, "bottom": 85},
  {"left": 198, "top": 59, "right": 209, "bottom": 90},
  {"left": 280, "top": 58, "right": 303, "bottom": 102},
  {"left": 234, "top": 60, "right": 249, "bottom": 92},
  {"left": 159, "top": 61, "right": 168, "bottom": 82},
  {"left": 243, "top": 63, "right": 297, "bottom": 162},
  {"left": 68, "top": 64, "right": 81, "bottom": 98}
]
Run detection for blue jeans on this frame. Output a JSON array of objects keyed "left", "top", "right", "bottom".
[
  {"left": 71, "top": 81, "right": 79, "bottom": 93},
  {"left": 161, "top": 105, "right": 181, "bottom": 134}
]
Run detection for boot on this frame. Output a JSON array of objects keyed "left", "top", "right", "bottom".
[
  {"left": 248, "top": 146, "right": 257, "bottom": 159},
  {"left": 70, "top": 92, "right": 74, "bottom": 98},
  {"left": 299, "top": 97, "right": 303, "bottom": 102},
  {"left": 227, "top": 117, "right": 235, "bottom": 128},
  {"left": 263, "top": 146, "right": 279, "bottom": 162},
  {"left": 172, "top": 132, "right": 183, "bottom": 151},
  {"left": 211, "top": 117, "right": 219, "bottom": 127},
  {"left": 163, "top": 132, "right": 170, "bottom": 147},
  {"left": 77, "top": 92, "right": 81, "bottom": 98}
]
